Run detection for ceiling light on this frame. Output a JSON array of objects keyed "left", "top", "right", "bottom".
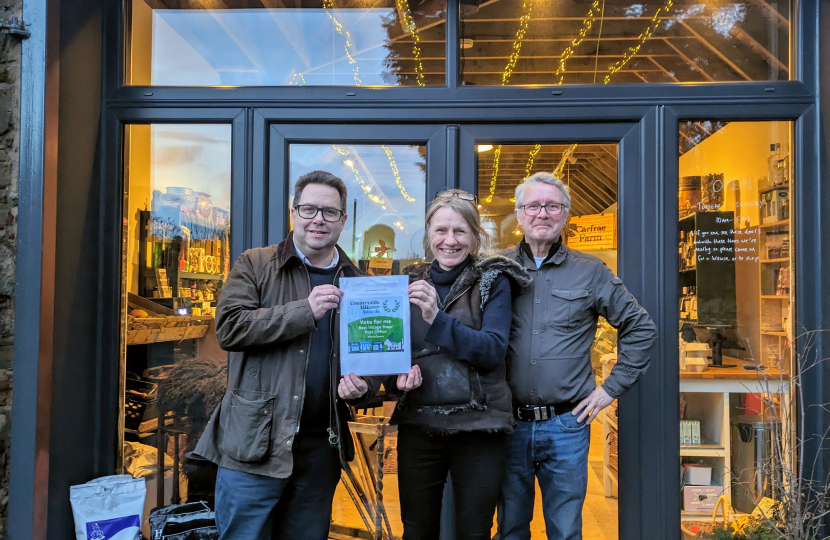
[
  {"left": 345, "top": 159, "right": 354, "bottom": 167},
  {"left": 460, "top": 0, "right": 481, "bottom": 16},
  {"left": 460, "top": 38, "right": 474, "bottom": 49},
  {"left": 477, "top": 144, "right": 494, "bottom": 152}
]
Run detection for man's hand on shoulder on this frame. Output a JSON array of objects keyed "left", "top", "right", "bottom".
[
  {"left": 338, "top": 373, "right": 369, "bottom": 400},
  {"left": 573, "top": 386, "right": 614, "bottom": 424},
  {"left": 309, "top": 285, "right": 343, "bottom": 320}
]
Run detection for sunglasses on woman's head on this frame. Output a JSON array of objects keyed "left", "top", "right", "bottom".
[{"left": 434, "top": 189, "right": 477, "bottom": 204}]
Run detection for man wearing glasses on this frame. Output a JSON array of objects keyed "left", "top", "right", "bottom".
[
  {"left": 194, "top": 170, "right": 374, "bottom": 540},
  {"left": 497, "top": 172, "right": 657, "bottom": 540}
]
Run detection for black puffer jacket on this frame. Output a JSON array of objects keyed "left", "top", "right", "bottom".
[{"left": 390, "top": 255, "right": 532, "bottom": 434}]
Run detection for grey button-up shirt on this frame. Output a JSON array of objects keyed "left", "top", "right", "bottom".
[{"left": 502, "top": 241, "right": 657, "bottom": 405}]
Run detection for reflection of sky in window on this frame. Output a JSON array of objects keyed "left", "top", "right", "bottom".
[
  {"left": 151, "top": 9, "right": 397, "bottom": 86},
  {"left": 290, "top": 145, "right": 426, "bottom": 260},
  {"left": 151, "top": 125, "right": 232, "bottom": 210}
]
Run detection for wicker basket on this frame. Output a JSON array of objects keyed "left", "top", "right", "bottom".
[{"left": 681, "top": 496, "right": 733, "bottom": 540}]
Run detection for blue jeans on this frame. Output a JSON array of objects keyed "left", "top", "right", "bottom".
[
  {"left": 496, "top": 412, "right": 591, "bottom": 540},
  {"left": 215, "top": 432, "right": 341, "bottom": 540}
]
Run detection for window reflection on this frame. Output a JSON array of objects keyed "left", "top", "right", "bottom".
[
  {"left": 460, "top": 0, "right": 790, "bottom": 85},
  {"left": 122, "top": 124, "right": 232, "bottom": 533},
  {"left": 129, "top": 1, "right": 447, "bottom": 87},
  {"left": 289, "top": 143, "right": 426, "bottom": 537},
  {"left": 290, "top": 144, "right": 427, "bottom": 274},
  {"left": 476, "top": 142, "right": 620, "bottom": 539},
  {"left": 676, "top": 121, "right": 793, "bottom": 524}
]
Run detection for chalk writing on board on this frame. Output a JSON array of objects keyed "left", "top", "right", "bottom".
[{"left": 693, "top": 228, "right": 760, "bottom": 263}]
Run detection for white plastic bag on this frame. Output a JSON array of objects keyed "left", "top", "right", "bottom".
[{"left": 70, "top": 474, "right": 146, "bottom": 540}]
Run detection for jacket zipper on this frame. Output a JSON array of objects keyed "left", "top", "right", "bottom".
[{"left": 328, "top": 266, "right": 346, "bottom": 448}]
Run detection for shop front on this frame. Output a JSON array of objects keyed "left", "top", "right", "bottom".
[{"left": 9, "top": 1, "right": 830, "bottom": 539}]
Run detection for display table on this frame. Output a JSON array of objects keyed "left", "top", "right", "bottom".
[{"left": 678, "top": 357, "right": 790, "bottom": 516}]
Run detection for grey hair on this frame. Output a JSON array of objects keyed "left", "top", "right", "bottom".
[{"left": 514, "top": 172, "right": 572, "bottom": 213}]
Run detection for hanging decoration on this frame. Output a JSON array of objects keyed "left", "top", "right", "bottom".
[
  {"left": 555, "top": 0, "right": 601, "bottom": 85},
  {"left": 322, "top": 0, "right": 362, "bottom": 86},
  {"left": 288, "top": 73, "right": 307, "bottom": 85},
  {"left": 554, "top": 144, "right": 578, "bottom": 177},
  {"left": 485, "top": 145, "right": 503, "bottom": 203},
  {"left": 509, "top": 144, "right": 543, "bottom": 203},
  {"left": 396, "top": 0, "right": 426, "bottom": 87},
  {"left": 525, "top": 144, "right": 542, "bottom": 177},
  {"left": 603, "top": 0, "right": 673, "bottom": 84},
  {"left": 333, "top": 146, "right": 384, "bottom": 204},
  {"left": 381, "top": 145, "right": 417, "bottom": 202},
  {"left": 502, "top": 1, "right": 533, "bottom": 85}
]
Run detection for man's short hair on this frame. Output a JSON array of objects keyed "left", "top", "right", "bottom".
[
  {"left": 294, "top": 171, "right": 348, "bottom": 212},
  {"left": 514, "top": 172, "right": 572, "bottom": 214}
]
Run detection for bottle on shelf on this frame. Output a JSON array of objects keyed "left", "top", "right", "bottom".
[
  {"left": 680, "top": 287, "right": 689, "bottom": 320},
  {"left": 679, "top": 231, "right": 685, "bottom": 271}
]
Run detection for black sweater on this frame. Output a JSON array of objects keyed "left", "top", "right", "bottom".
[
  {"left": 299, "top": 265, "right": 338, "bottom": 432},
  {"left": 423, "top": 260, "right": 512, "bottom": 373}
]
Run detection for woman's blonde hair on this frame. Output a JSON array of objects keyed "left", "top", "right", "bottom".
[{"left": 422, "top": 191, "right": 489, "bottom": 257}]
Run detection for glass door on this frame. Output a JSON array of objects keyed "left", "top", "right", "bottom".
[
  {"left": 266, "top": 123, "right": 447, "bottom": 538},
  {"left": 460, "top": 123, "right": 646, "bottom": 540}
]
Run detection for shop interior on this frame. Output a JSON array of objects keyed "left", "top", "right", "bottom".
[
  {"left": 676, "top": 121, "right": 793, "bottom": 536},
  {"left": 116, "top": 121, "right": 794, "bottom": 540}
]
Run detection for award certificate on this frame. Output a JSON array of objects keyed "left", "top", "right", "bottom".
[{"left": 339, "top": 275, "right": 411, "bottom": 376}]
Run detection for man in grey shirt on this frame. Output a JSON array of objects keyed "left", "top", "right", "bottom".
[{"left": 497, "top": 172, "right": 657, "bottom": 540}]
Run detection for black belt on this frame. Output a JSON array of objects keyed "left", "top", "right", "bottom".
[{"left": 514, "top": 402, "right": 579, "bottom": 422}]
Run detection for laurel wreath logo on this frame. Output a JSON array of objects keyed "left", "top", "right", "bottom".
[{"left": 383, "top": 300, "right": 401, "bottom": 313}]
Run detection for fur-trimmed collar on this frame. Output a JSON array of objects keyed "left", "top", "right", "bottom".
[{"left": 404, "top": 255, "right": 532, "bottom": 309}]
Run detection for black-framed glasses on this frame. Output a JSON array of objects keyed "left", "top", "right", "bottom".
[
  {"left": 294, "top": 205, "right": 345, "bottom": 222},
  {"left": 519, "top": 203, "right": 566, "bottom": 216},
  {"left": 435, "top": 189, "right": 477, "bottom": 204}
]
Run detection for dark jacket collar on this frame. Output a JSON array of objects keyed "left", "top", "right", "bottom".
[
  {"left": 519, "top": 237, "right": 567, "bottom": 266},
  {"left": 275, "top": 231, "right": 359, "bottom": 274}
]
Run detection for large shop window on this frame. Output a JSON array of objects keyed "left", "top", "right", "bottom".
[
  {"left": 460, "top": 0, "right": 790, "bottom": 85},
  {"left": 477, "top": 142, "right": 620, "bottom": 540},
  {"left": 120, "top": 124, "right": 231, "bottom": 533},
  {"left": 127, "top": 1, "right": 447, "bottom": 87},
  {"left": 676, "top": 121, "right": 793, "bottom": 530}
]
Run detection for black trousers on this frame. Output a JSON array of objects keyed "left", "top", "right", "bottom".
[{"left": 397, "top": 425, "right": 509, "bottom": 540}]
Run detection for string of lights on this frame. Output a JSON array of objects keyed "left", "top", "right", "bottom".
[
  {"left": 381, "top": 145, "right": 416, "bottom": 202},
  {"left": 396, "top": 0, "right": 426, "bottom": 87},
  {"left": 501, "top": 2, "right": 533, "bottom": 85},
  {"left": 525, "top": 144, "right": 542, "bottom": 177},
  {"left": 486, "top": 3, "right": 535, "bottom": 203},
  {"left": 322, "top": 0, "right": 362, "bottom": 86},
  {"left": 603, "top": 0, "right": 673, "bottom": 84},
  {"left": 508, "top": 144, "right": 543, "bottom": 203},
  {"left": 555, "top": 0, "right": 601, "bottom": 85},
  {"left": 553, "top": 144, "right": 578, "bottom": 177},
  {"left": 485, "top": 145, "right": 503, "bottom": 203},
  {"left": 333, "top": 146, "right": 384, "bottom": 204},
  {"left": 288, "top": 73, "right": 307, "bottom": 85}
]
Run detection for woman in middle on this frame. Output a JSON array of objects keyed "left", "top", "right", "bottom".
[{"left": 392, "top": 190, "right": 531, "bottom": 540}]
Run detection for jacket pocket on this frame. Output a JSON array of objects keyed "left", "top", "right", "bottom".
[
  {"left": 220, "top": 392, "right": 275, "bottom": 463},
  {"left": 548, "top": 288, "right": 591, "bottom": 330}
]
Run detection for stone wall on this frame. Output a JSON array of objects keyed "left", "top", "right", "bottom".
[{"left": 0, "top": 0, "right": 22, "bottom": 536}]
